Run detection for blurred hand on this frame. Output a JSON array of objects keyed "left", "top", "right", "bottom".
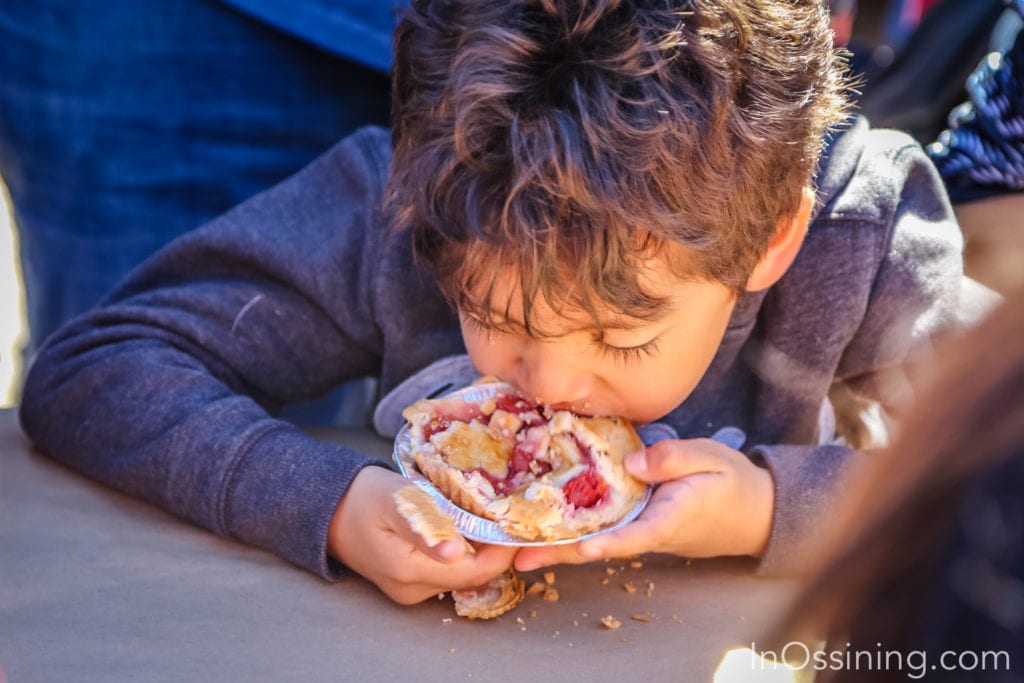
[
  {"left": 329, "top": 466, "right": 517, "bottom": 604},
  {"left": 514, "top": 438, "right": 774, "bottom": 571}
]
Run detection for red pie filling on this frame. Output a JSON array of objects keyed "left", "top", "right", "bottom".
[
  {"left": 562, "top": 469, "right": 609, "bottom": 508},
  {"left": 422, "top": 417, "right": 452, "bottom": 441}
]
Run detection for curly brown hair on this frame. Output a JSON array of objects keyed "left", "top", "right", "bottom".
[{"left": 387, "top": 0, "right": 851, "bottom": 332}]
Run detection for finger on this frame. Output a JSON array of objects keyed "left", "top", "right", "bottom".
[
  {"left": 625, "top": 439, "right": 732, "bottom": 483},
  {"left": 419, "top": 538, "right": 470, "bottom": 564},
  {"left": 385, "top": 543, "right": 517, "bottom": 602},
  {"left": 445, "top": 544, "right": 519, "bottom": 590},
  {"left": 576, "top": 515, "right": 665, "bottom": 560},
  {"left": 513, "top": 542, "right": 598, "bottom": 571},
  {"left": 577, "top": 482, "right": 705, "bottom": 557}
]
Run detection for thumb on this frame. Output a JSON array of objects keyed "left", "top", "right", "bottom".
[
  {"left": 420, "top": 538, "right": 471, "bottom": 564},
  {"left": 623, "top": 449, "right": 652, "bottom": 480},
  {"left": 624, "top": 439, "right": 727, "bottom": 483}
]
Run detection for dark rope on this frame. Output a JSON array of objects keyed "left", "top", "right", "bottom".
[{"left": 928, "top": 0, "right": 1024, "bottom": 202}]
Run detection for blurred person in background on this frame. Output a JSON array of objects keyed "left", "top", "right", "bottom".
[
  {"left": 881, "top": 0, "right": 943, "bottom": 51},
  {"left": 928, "top": 0, "right": 1024, "bottom": 295},
  {"left": 829, "top": 0, "right": 858, "bottom": 47},
  {"left": 0, "top": 1, "right": 405, "bottom": 422},
  {"left": 842, "top": 0, "right": 1006, "bottom": 144}
]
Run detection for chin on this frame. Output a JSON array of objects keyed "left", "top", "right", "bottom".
[{"left": 626, "top": 396, "right": 690, "bottom": 424}]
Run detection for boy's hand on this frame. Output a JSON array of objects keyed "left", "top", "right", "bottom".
[
  {"left": 513, "top": 438, "right": 774, "bottom": 571},
  {"left": 329, "top": 466, "right": 517, "bottom": 605}
]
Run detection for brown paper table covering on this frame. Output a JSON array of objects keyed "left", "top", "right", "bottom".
[{"left": 0, "top": 410, "right": 796, "bottom": 681}]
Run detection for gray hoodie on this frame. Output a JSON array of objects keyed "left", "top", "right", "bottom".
[{"left": 19, "top": 118, "right": 968, "bottom": 579}]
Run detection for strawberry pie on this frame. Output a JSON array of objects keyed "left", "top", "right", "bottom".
[{"left": 401, "top": 380, "right": 646, "bottom": 541}]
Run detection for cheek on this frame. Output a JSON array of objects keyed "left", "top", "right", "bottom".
[
  {"left": 603, "top": 364, "right": 695, "bottom": 421},
  {"left": 593, "top": 339, "right": 715, "bottom": 421},
  {"left": 461, "top": 326, "right": 516, "bottom": 377}
]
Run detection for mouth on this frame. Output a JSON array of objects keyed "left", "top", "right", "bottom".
[
  {"left": 545, "top": 401, "right": 597, "bottom": 416},
  {"left": 495, "top": 380, "right": 598, "bottom": 417}
]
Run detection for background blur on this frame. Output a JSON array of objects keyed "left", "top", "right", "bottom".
[{"left": 1, "top": 183, "right": 25, "bottom": 409}]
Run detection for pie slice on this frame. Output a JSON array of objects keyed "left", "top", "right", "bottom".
[
  {"left": 452, "top": 569, "right": 525, "bottom": 619},
  {"left": 401, "top": 380, "right": 645, "bottom": 541},
  {"left": 393, "top": 484, "right": 475, "bottom": 553}
]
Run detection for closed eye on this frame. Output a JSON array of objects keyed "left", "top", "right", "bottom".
[{"left": 596, "top": 337, "right": 662, "bottom": 366}]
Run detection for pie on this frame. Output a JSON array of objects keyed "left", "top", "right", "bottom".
[{"left": 401, "top": 380, "right": 646, "bottom": 541}]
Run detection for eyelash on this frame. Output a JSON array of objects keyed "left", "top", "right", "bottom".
[
  {"left": 462, "top": 315, "right": 501, "bottom": 334},
  {"left": 598, "top": 337, "right": 662, "bottom": 366}
]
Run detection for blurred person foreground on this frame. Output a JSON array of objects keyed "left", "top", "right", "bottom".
[{"left": 771, "top": 290, "right": 1024, "bottom": 682}]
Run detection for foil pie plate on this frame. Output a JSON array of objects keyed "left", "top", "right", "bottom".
[{"left": 392, "top": 384, "right": 652, "bottom": 547}]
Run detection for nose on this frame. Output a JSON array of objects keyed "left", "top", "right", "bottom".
[{"left": 513, "top": 342, "right": 593, "bottom": 410}]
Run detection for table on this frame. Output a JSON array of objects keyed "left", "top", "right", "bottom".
[{"left": 0, "top": 409, "right": 797, "bottom": 682}]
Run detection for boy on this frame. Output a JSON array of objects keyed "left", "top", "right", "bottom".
[{"left": 19, "top": 0, "right": 965, "bottom": 605}]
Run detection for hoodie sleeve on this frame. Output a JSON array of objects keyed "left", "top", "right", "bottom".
[
  {"left": 18, "top": 127, "right": 395, "bottom": 579},
  {"left": 830, "top": 137, "right": 965, "bottom": 412}
]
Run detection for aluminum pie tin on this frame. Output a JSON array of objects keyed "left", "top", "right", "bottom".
[{"left": 392, "top": 384, "right": 652, "bottom": 547}]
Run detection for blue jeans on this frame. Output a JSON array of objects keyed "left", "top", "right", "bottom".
[{"left": 0, "top": 1, "right": 391, "bottom": 423}]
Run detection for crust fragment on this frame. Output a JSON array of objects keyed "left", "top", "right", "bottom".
[
  {"left": 393, "top": 485, "right": 474, "bottom": 553},
  {"left": 452, "top": 569, "right": 525, "bottom": 619}
]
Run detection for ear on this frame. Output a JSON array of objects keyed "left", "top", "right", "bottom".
[{"left": 745, "top": 186, "right": 815, "bottom": 292}]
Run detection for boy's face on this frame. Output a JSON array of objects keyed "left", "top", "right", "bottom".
[{"left": 459, "top": 254, "right": 738, "bottom": 424}]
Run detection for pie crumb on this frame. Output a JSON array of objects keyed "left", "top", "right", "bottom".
[
  {"left": 601, "top": 615, "right": 623, "bottom": 630},
  {"left": 543, "top": 571, "right": 556, "bottom": 585},
  {"left": 631, "top": 613, "right": 651, "bottom": 623},
  {"left": 623, "top": 581, "right": 637, "bottom": 593},
  {"left": 543, "top": 587, "right": 560, "bottom": 602}
]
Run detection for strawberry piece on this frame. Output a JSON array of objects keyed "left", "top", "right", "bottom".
[
  {"left": 495, "top": 394, "right": 537, "bottom": 416},
  {"left": 510, "top": 441, "right": 534, "bottom": 474},
  {"left": 509, "top": 440, "right": 552, "bottom": 478},
  {"left": 422, "top": 417, "right": 451, "bottom": 441},
  {"left": 562, "top": 469, "right": 608, "bottom": 509}
]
